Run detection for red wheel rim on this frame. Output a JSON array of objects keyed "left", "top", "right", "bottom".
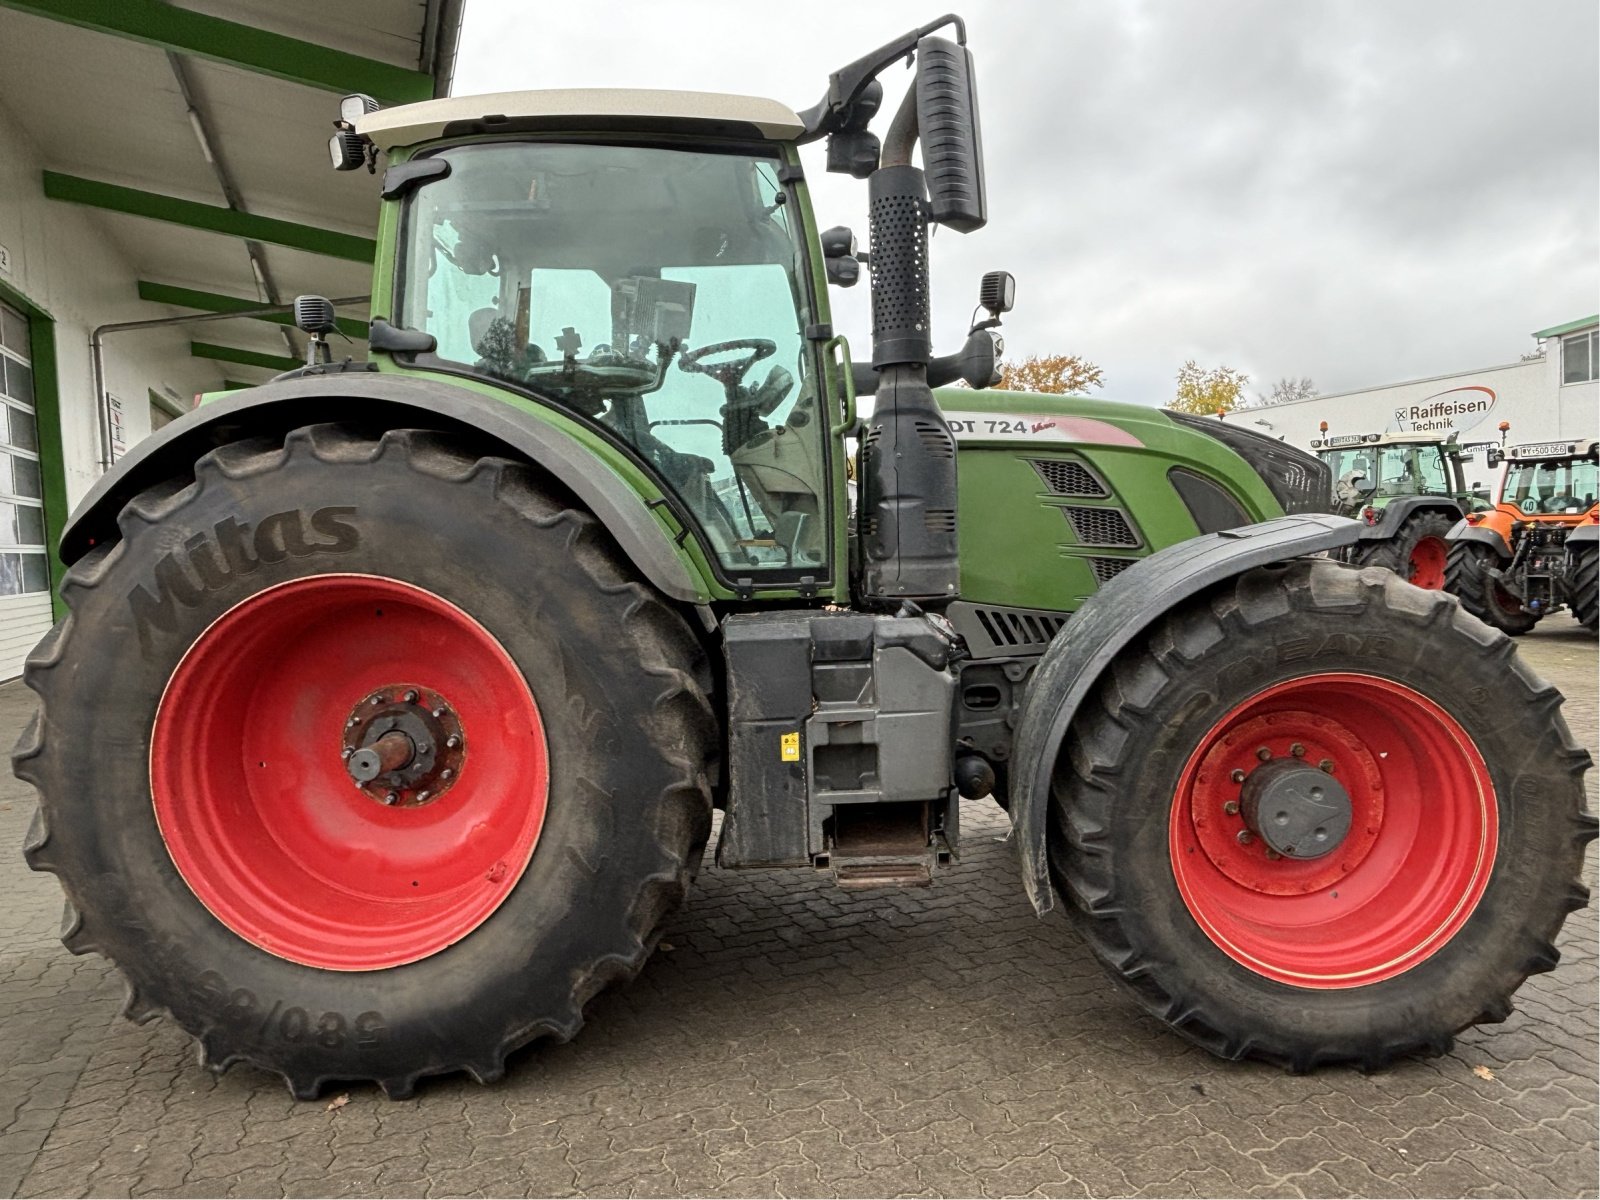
[
  {"left": 1169, "top": 673, "right": 1497, "bottom": 988},
  {"left": 1408, "top": 536, "right": 1447, "bottom": 590},
  {"left": 151, "top": 575, "right": 548, "bottom": 971}
]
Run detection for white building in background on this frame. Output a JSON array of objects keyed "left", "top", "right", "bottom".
[{"left": 1236, "top": 315, "right": 1599, "bottom": 489}]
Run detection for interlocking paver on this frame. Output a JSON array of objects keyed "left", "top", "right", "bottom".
[{"left": 1, "top": 620, "right": 1596, "bottom": 1198}]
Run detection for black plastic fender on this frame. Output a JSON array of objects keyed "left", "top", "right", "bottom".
[
  {"left": 1446, "top": 517, "right": 1511, "bottom": 554},
  {"left": 1008, "top": 513, "right": 1363, "bottom": 914},
  {"left": 1565, "top": 522, "right": 1599, "bottom": 549},
  {"left": 1357, "top": 494, "right": 1463, "bottom": 540},
  {"left": 60, "top": 374, "right": 709, "bottom": 603}
]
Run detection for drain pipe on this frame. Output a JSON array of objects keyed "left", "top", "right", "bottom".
[{"left": 90, "top": 297, "right": 368, "bottom": 472}]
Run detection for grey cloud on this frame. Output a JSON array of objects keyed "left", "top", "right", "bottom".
[{"left": 455, "top": 0, "right": 1597, "bottom": 405}]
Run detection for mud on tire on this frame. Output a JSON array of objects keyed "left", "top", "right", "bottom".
[
  {"left": 14, "top": 425, "right": 717, "bottom": 1098},
  {"left": 1048, "top": 559, "right": 1595, "bottom": 1070}
]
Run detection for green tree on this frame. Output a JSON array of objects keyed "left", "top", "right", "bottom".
[
  {"left": 997, "top": 353, "right": 1105, "bottom": 394},
  {"left": 1168, "top": 359, "right": 1251, "bottom": 415}
]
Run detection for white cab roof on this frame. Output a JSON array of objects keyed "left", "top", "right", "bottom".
[{"left": 358, "top": 88, "right": 806, "bottom": 148}]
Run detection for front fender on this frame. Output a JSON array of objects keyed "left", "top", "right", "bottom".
[
  {"left": 61, "top": 374, "right": 711, "bottom": 603},
  {"left": 1008, "top": 514, "right": 1362, "bottom": 914}
]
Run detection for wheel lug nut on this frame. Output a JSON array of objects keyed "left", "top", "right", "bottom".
[
  {"left": 446, "top": 735, "right": 461, "bottom": 750},
  {"left": 1230, "top": 768, "right": 1246, "bottom": 784},
  {"left": 440, "top": 768, "right": 454, "bottom": 780},
  {"left": 432, "top": 707, "right": 446, "bottom": 719},
  {"left": 1236, "top": 830, "right": 1255, "bottom": 846},
  {"left": 1319, "top": 759, "right": 1335, "bottom": 773},
  {"left": 403, "top": 690, "right": 419, "bottom": 704},
  {"left": 370, "top": 694, "right": 385, "bottom": 707},
  {"left": 346, "top": 716, "right": 359, "bottom": 728},
  {"left": 1223, "top": 801, "right": 1240, "bottom": 816},
  {"left": 383, "top": 791, "right": 399, "bottom": 805},
  {"left": 340, "top": 747, "right": 353, "bottom": 760},
  {"left": 416, "top": 790, "right": 430, "bottom": 803},
  {"left": 1290, "top": 743, "right": 1306, "bottom": 758},
  {"left": 1255, "top": 747, "right": 1272, "bottom": 762}
]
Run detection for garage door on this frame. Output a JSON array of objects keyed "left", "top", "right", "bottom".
[{"left": 0, "top": 302, "right": 53, "bottom": 680}]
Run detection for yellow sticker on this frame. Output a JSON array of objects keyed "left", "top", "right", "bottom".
[{"left": 779, "top": 731, "right": 801, "bottom": 762}]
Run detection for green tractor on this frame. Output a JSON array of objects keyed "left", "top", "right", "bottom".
[
  {"left": 1308, "top": 427, "right": 1495, "bottom": 589},
  {"left": 17, "top": 18, "right": 1593, "bottom": 1098}
]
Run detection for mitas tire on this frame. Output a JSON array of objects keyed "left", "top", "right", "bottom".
[
  {"left": 1350, "top": 511, "right": 1454, "bottom": 590},
  {"left": 1445, "top": 541, "right": 1538, "bottom": 635},
  {"left": 15, "top": 425, "right": 716, "bottom": 1098},
  {"left": 1047, "top": 559, "right": 1594, "bottom": 1071}
]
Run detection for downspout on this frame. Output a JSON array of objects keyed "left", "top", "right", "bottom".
[{"left": 90, "top": 297, "right": 367, "bottom": 472}]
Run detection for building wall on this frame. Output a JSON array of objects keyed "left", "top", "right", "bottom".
[
  {"left": 0, "top": 96, "right": 217, "bottom": 678},
  {"left": 0, "top": 95, "right": 216, "bottom": 511},
  {"left": 1242, "top": 333, "right": 1599, "bottom": 487}
]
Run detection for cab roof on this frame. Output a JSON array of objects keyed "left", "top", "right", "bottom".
[
  {"left": 1311, "top": 432, "right": 1455, "bottom": 449},
  {"left": 357, "top": 88, "right": 807, "bottom": 149}
]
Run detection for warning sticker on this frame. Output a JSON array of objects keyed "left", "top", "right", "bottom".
[{"left": 780, "top": 731, "right": 801, "bottom": 762}]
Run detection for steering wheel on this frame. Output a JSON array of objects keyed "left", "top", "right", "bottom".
[{"left": 678, "top": 339, "right": 776, "bottom": 387}]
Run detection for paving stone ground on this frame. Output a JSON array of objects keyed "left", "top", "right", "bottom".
[{"left": 1, "top": 620, "right": 1595, "bottom": 1199}]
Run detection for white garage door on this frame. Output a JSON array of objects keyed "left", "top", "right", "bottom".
[{"left": 0, "top": 303, "right": 53, "bottom": 681}]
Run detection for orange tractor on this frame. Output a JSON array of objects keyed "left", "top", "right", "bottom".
[{"left": 1446, "top": 437, "right": 1598, "bottom": 634}]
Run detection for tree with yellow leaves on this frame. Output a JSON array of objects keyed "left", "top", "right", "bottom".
[
  {"left": 996, "top": 353, "right": 1105, "bottom": 395},
  {"left": 1168, "top": 360, "right": 1251, "bottom": 415}
]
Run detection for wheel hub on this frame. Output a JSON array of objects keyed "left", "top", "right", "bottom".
[
  {"left": 341, "top": 685, "right": 465, "bottom": 806},
  {"left": 1239, "top": 759, "right": 1352, "bottom": 859}
]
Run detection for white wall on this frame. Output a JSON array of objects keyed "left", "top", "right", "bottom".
[
  {"left": 1241, "top": 336, "right": 1597, "bottom": 484},
  {"left": 0, "top": 95, "right": 217, "bottom": 511}
]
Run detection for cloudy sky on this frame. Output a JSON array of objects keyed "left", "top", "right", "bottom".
[{"left": 453, "top": 1, "right": 1598, "bottom": 406}]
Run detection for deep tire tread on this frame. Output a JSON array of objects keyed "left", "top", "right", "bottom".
[
  {"left": 1049, "top": 558, "right": 1594, "bottom": 1072},
  {"left": 18, "top": 423, "right": 717, "bottom": 1100}
]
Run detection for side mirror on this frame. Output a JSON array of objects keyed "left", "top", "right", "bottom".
[
  {"left": 1486, "top": 447, "right": 1503, "bottom": 467},
  {"left": 915, "top": 35, "right": 986, "bottom": 232}
]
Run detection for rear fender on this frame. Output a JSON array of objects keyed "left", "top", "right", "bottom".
[
  {"left": 60, "top": 374, "right": 711, "bottom": 604},
  {"left": 1566, "top": 521, "right": 1599, "bottom": 549},
  {"left": 1359, "top": 495, "right": 1462, "bottom": 540},
  {"left": 1008, "top": 514, "right": 1362, "bottom": 914},
  {"left": 1446, "top": 518, "right": 1511, "bottom": 556}
]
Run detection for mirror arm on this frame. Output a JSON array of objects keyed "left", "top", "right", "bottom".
[{"left": 797, "top": 13, "right": 967, "bottom": 141}]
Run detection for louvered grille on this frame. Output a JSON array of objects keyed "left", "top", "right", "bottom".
[
  {"left": 1029, "top": 458, "right": 1108, "bottom": 498},
  {"left": 1063, "top": 506, "right": 1140, "bottom": 547},
  {"left": 971, "top": 607, "right": 1068, "bottom": 649}
]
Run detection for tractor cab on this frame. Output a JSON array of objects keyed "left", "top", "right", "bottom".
[
  {"left": 1308, "top": 431, "right": 1478, "bottom": 515},
  {"left": 360, "top": 94, "right": 836, "bottom": 580}
]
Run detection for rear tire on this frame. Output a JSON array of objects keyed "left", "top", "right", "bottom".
[
  {"left": 1567, "top": 543, "right": 1598, "bottom": 633},
  {"left": 1350, "top": 511, "right": 1454, "bottom": 590},
  {"left": 1048, "top": 559, "right": 1594, "bottom": 1070},
  {"left": 15, "top": 425, "right": 716, "bottom": 1098},
  {"left": 1446, "top": 540, "right": 1538, "bottom": 634}
]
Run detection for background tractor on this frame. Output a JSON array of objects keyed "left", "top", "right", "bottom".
[
  {"left": 1447, "top": 437, "right": 1599, "bottom": 633},
  {"left": 16, "top": 17, "right": 1593, "bottom": 1099},
  {"left": 1308, "top": 425, "right": 1494, "bottom": 589}
]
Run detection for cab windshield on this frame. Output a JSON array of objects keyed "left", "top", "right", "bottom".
[
  {"left": 1503, "top": 455, "right": 1598, "bottom": 515},
  {"left": 1324, "top": 442, "right": 1450, "bottom": 502},
  {"left": 398, "top": 141, "right": 827, "bottom": 575}
]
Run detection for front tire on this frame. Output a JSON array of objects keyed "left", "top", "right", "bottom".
[
  {"left": 16, "top": 425, "right": 716, "bottom": 1098},
  {"left": 1048, "top": 560, "right": 1594, "bottom": 1070},
  {"left": 1446, "top": 540, "right": 1538, "bottom": 634}
]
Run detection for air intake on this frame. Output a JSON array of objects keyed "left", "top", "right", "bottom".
[
  {"left": 1029, "top": 458, "right": 1108, "bottom": 498},
  {"left": 1062, "top": 506, "right": 1140, "bottom": 548}
]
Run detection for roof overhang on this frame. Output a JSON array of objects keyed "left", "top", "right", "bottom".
[
  {"left": 358, "top": 88, "right": 807, "bottom": 149},
  {"left": 0, "top": 0, "right": 466, "bottom": 388},
  {"left": 1532, "top": 315, "right": 1599, "bottom": 340}
]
